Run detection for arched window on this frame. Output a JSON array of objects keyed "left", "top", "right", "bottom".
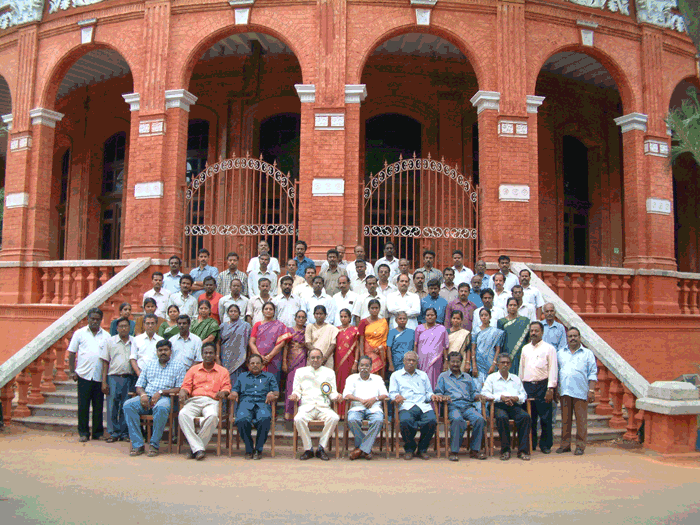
[{"left": 100, "top": 132, "right": 126, "bottom": 259}]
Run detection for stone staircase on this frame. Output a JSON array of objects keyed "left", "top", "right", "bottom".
[{"left": 14, "top": 380, "right": 627, "bottom": 446}]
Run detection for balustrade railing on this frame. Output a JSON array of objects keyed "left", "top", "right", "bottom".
[{"left": 36, "top": 261, "right": 132, "bottom": 305}]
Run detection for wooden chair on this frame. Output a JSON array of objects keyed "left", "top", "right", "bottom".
[
  {"left": 128, "top": 393, "right": 177, "bottom": 453},
  {"left": 228, "top": 399, "right": 277, "bottom": 458},
  {"left": 292, "top": 398, "right": 340, "bottom": 459},
  {"left": 177, "top": 398, "right": 230, "bottom": 456},
  {"left": 438, "top": 400, "right": 483, "bottom": 457},
  {"left": 343, "top": 399, "right": 391, "bottom": 458},
  {"left": 486, "top": 399, "right": 533, "bottom": 456},
  {"left": 393, "top": 401, "right": 442, "bottom": 459}
]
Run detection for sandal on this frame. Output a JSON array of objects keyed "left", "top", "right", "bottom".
[
  {"left": 147, "top": 448, "right": 159, "bottom": 457},
  {"left": 500, "top": 450, "right": 511, "bottom": 461},
  {"left": 518, "top": 452, "right": 531, "bottom": 461},
  {"left": 105, "top": 436, "right": 117, "bottom": 443}
]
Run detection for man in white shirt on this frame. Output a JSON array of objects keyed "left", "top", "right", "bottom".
[
  {"left": 375, "top": 242, "right": 399, "bottom": 281},
  {"left": 290, "top": 349, "right": 341, "bottom": 460},
  {"left": 68, "top": 308, "right": 110, "bottom": 442},
  {"left": 492, "top": 273, "right": 512, "bottom": 311},
  {"left": 350, "top": 259, "right": 370, "bottom": 295},
  {"left": 494, "top": 255, "right": 519, "bottom": 292},
  {"left": 376, "top": 263, "right": 397, "bottom": 298},
  {"left": 247, "top": 239, "right": 281, "bottom": 275},
  {"left": 352, "top": 276, "right": 388, "bottom": 324},
  {"left": 218, "top": 278, "right": 249, "bottom": 324},
  {"left": 519, "top": 269, "right": 544, "bottom": 319},
  {"left": 320, "top": 244, "right": 349, "bottom": 273},
  {"left": 277, "top": 259, "right": 305, "bottom": 295},
  {"left": 472, "top": 289, "right": 507, "bottom": 334},
  {"left": 387, "top": 274, "right": 421, "bottom": 329},
  {"left": 131, "top": 314, "right": 163, "bottom": 377},
  {"left": 451, "top": 249, "right": 474, "bottom": 286},
  {"left": 333, "top": 275, "right": 358, "bottom": 326},
  {"left": 305, "top": 276, "right": 336, "bottom": 326},
  {"left": 167, "top": 274, "right": 199, "bottom": 319},
  {"left": 245, "top": 278, "right": 273, "bottom": 325},
  {"left": 296, "top": 267, "right": 319, "bottom": 301},
  {"left": 481, "top": 352, "right": 532, "bottom": 460},
  {"left": 248, "top": 253, "right": 278, "bottom": 297},
  {"left": 273, "top": 276, "right": 306, "bottom": 328},
  {"left": 143, "top": 272, "right": 171, "bottom": 318},
  {"left": 347, "top": 244, "right": 375, "bottom": 281},
  {"left": 391, "top": 258, "right": 414, "bottom": 287},
  {"left": 162, "top": 255, "right": 185, "bottom": 294},
  {"left": 170, "top": 315, "right": 203, "bottom": 369},
  {"left": 512, "top": 285, "right": 536, "bottom": 322},
  {"left": 344, "top": 355, "right": 389, "bottom": 460},
  {"left": 474, "top": 260, "right": 492, "bottom": 292}
]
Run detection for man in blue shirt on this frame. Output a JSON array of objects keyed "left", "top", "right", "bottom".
[
  {"left": 435, "top": 352, "right": 487, "bottom": 461},
  {"left": 389, "top": 351, "right": 440, "bottom": 460},
  {"left": 190, "top": 248, "right": 219, "bottom": 299},
  {"left": 542, "top": 303, "right": 567, "bottom": 351},
  {"left": 420, "top": 279, "right": 448, "bottom": 324},
  {"left": 230, "top": 354, "right": 279, "bottom": 460},
  {"left": 556, "top": 327, "right": 597, "bottom": 456},
  {"left": 294, "top": 240, "right": 316, "bottom": 277}
]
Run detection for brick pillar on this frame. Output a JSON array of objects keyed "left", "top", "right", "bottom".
[{"left": 344, "top": 84, "right": 367, "bottom": 249}]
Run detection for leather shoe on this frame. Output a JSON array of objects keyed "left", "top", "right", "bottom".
[
  {"left": 364, "top": 452, "right": 373, "bottom": 460},
  {"left": 300, "top": 449, "right": 314, "bottom": 460},
  {"left": 316, "top": 447, "right": 330, "bottom": 461},
  {"left": 195, "top": 451, "right": 205, "bottom": 461},
  {"left": 147, "top": 448, "right": 160, "bottom": 458},
  {"left": 556, "top": 446, "right": 571, "bottom": 454},
  {"left": 105, "top": 436, "right": 118, "bottom": 443},
  {"left": 418, "top": 452, "right": 430, "bottom": 460},
  {"left": 245, "top": 452, "right": 253, "bottom": 460},
  {"left": 574, "top": 447, "right": 585, "bottom": 456},
  {"left": 253, "top": 450, "right": 262, "bottom": 460},
  {"left": 129, "top": 446, "right": 145, "bottom": 456},
  {"left": 79, "top": 435, "right": 88, "bottom": 443},
  {"left": 448, "top": 453, "right": 459, "bottom": 462},
  {"left": 500, "top": 450, "right": 511, "bottom": 461},
  {"left": 470, "top": 450, "right": 487, "bottom": 460},
  {"left": 349, "top": 448, "right": 364, "bottom": 461},
  {"left": 518, "top": 452, "right": 531, "bottom": 461},
  {"left": 404, "top": 451, "right": 414, "bottom": 460},
  {"left": 541, "top": 448, "right": 551, "bottom": 454},
  {"left": 185, "top": 450, "right": 195, "bottom": 460}
]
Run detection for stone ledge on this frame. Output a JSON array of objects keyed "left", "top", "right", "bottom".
[
  {"left": 636, "top": 398, "right": 700, "bottom": 415},
  {"left": 647, "top": 381, "right": 699, "bottom": 401}
]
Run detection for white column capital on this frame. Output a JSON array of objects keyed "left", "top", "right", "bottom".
[
  {"left": 614, "top": 113, "right": 648, "bottom": 133},
  {"left": 122, "top": 93, "right": 140, "bottom": 112},
  {"left": 1, "top": 113, "right": 12, "bottom": 131},
  {"left": 164, "top": 89, "right": 198, "bottom": 112},
  {"left": 345, "top": 84, "right": 367, "bottom": 104},
  {"left": 29, "top": 108, "right": 64, "bottom": 128},
  {"left": 526, "top": 95, "right": 545, "bottom": 114},
  {"left": 295, "top": 84, "right": 316, "bottom": 103},
  {"left": 470, "top": 91, "right": 500, "bottom": 114}
]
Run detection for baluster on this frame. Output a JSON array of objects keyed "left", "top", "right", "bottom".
[
  {"left": 609, "top": 276, "right": 621, "bottom": 314},
  {"left": 87, "top": 266, "right": 98, "bottom": 294},
  {"left": 40, "top": 268, "right": 51, "bottom": 304},
  {"left": 595, "top": 365, "right": 613, "bottom": 415},
  {"left": 570, "top": 273, "right": 582, "bottom": 313},
  {"left": 41, "top": 348, "right": 57, "bottom": 393},
  {"left": 621, "top": 275, "right": 632, "bottom": 314},
  {"left": 52, "top": 268, "right": 63, "bottom": 305},
  {"left": 678, "top": 279, "right": 689, "bottom": 314},
  {"left": 27, "top": 360, "right": 45, "bottom": 405},
  {"left": 98, "top": 266, "right": 110, "bottom": 288},
  {"left": 1, "top": 378, "right": 15, "bottom": 424},
  {"left": 542, "top": 272, "right": 554, "bottom": 295},
  {"left": 54, "top": 336, "right": 70, "bottom": 381},
  {"left": 690, "top": 281, "right": 700, "bottom": 315},
  {"left": 594, "top": 359, "right": 604, "bottom": 404},
  {"left": 608, "top": 377, "right": 626, "bottom": 428},
  {"left": 62, "top": 267, "right": 73, "bottom": 305},
  {"left": 583, "top": 273, "right": 595, "bottom": 313},
  {"left": 74, "top": 267, "right": 84, "bottom": 304},
  {"left": 14, "top": 368, "right": 32, "bottom": 417},
  {"left": 622, "top": 386, "right": 639, "bottom": 441},
  {"left": 556, "top": 272, "right": 567, "bottom": 303},
  {"left": 595, "top": 275, "right": 608, "bottom": 313}
]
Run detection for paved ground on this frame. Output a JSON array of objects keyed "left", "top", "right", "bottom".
[{"left": 1, "top": 427, "right": 699, "bottom": 525}]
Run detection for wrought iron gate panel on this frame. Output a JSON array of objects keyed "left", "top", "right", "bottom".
[
  {"left": 363, "top": 154, "right": 478, "bottom": 267},
  {"left": 184, "top": 154, "right": 297, "bottom": 268}
]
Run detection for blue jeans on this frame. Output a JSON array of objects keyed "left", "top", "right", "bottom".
[
  {"left": 123, "top": 396, "right": 171, "bottom": 449},
  {"left": 347, "top": 409, "right": 384, "bottom": 454},
  {"left": 448, "top": 403, "right": 485, "bottom": 453},
  {"left": 107, "top": 375, "right": 135, "bottom": 438}
]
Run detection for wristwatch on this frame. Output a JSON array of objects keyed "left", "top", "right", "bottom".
[{"left": 158, "top": 390, "right": 163, "bottom": 395}]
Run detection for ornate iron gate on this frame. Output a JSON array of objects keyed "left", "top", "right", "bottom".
[
  {"left": 363, "top": 154, "right": 478, "bottom": 267},
  {"left": 184, "top": 154, "right": 297, "bottom": 267}
]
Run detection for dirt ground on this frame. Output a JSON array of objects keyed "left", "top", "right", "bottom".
[{"left": 1, "top": 427, "right": 699, "bottom": 525}]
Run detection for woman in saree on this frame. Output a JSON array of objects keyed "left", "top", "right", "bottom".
[
  {"left": 190, "top": 300, "right": 220, "bottom": 350},
  {"left": 497, "top": 297, "right": 531, "bottom": 374},
  {"left": 219, "top": 303, "right": 251, "bottom": 388},
  {"left": 305, "top": 305, "right": 340, "bottom": 369},
  {"left": 249, "top": 301, "right": 288, "bottom": 384},
  {"left": 281, "top": 310, "right": 308, "bottom": 420},
  {"left": 414, "top": 307, "right": 449, "bottom": 388},
  {"left": 447, "top": 310, "right": 471, "bottom": 373},
  {"left": 134, "top": 298, "right": 165, "bottom": 336},
  {"left": 470, "top": 309, "right": 505, "bottom": 388},
  {"left": 335, "top": 309, "right": 360, "bottom": 415},
  {"left": 357, "top": 299, "right": 389, "bottom": 376},
  {"left": 157, "top": 304, "right": 180, "bottom": 340}
]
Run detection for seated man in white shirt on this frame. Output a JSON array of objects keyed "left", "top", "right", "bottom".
[
  {"left": 344, "top": 355, "right": 389, "bottom": 460},
  {"left": 481, "top": 353, "right": 531, "bottom": 461}
]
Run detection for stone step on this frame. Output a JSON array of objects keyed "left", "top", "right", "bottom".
[{"left": 52, "top": 381, "right": 77, "bottom": 393}]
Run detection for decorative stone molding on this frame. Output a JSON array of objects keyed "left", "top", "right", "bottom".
[
  {"left": 635, "top": 0, "right": 686, "bottom": 33},
  {"left": 312, "top": 178, "right": 345, "bottom": 196},
  {"left": 644, "top": 139, "right": 670, "bottom": 157},
  {"left": 0, "top": 1, "right": 44, "bottom": 30},
  {"left": 229, "top": 1, "right": 255, "bottom": 25},
  {"left": 295, "top": 84, "right": 316, "bottom": 103},
  {"left": 9, "top": 134, "right": 31, "bottom": 152},
  {"left": 134, "top": 182, "right": 164, "bottom": 200},
  {"left": 315, "top": 113, "right": 344, "bottom": 130},
  {"left": 164, "top": 89, "right": 197, "bottom": 112},
  {"left": 580, "top": 29, "right": 594, "bottom": 47},
  {"left": 5, "top": 192, "right": 29, "bottom": 209},
  {"left": 122, "top": 93, "right": 140, "bottom": 112},
  {"left": 345, "top": 85, "right": 367, "bottom": 104},
  {"left": 29, "top": 108, "right": 64, "bottom": 128},
  {"left": 410, "top": 0, "right": 438, "bottom": 4},
  {"left": 49, "top": 1, "right": 107, "bottom": 15},
  {"left": 498, "top": 119, "right": 528, "bottom": 138},
  {"left": 78, "top": 18, "right": 96, "bottom": 44},
  {"left": 526, "top": 96, "right": 545, "bottom": 114},
  {"left": 470, "top": 91, "right": 500, "bottom": 114},
  {"left": 138, "top": 118, "right": 166, "bottom": 137},
  {"left": 415, "top": 8, "right": 432, "bottom": 26},
  {"left": 646, "top": 197, "right": 671, "bottom": 215},
  {"left": 577, "top": 20, "right": 600, "bottom": 28},
  {"left": 614, "top": 112, "right": 648, "bottom": 133},
  {"left": 499, "top": 184, "right": 530, "bottom": 202},
  {"left": 2, "top": 114, "right": 12, "bottom": 132},
  {"left": 564, "top": 1, "right": 630, "bottom": 16}
]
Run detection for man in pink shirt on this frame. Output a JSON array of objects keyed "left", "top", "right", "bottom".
[{"left": 518, "top": 321, "right": 557, "bottom": 454}]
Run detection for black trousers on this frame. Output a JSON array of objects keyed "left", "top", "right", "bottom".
[
  {"left": 524, "top": 380, "right": 553, "bottom": 451},
  {"left": 494, "top": 402, "right": 531, "bottom": 453},
  {"left": 77, "top": 377, "right": 104, "bottom": 439},
  {"left": 399, "top": 405, "right": 437, "bottom": 454}
]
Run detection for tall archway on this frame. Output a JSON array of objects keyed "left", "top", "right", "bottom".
[{"left": 536, "top": 51, "right": 624, "bottom": 267}]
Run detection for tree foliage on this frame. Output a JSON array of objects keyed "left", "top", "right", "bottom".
[{"left": 667, "top": 87, "right": 700, "bottom": 166}]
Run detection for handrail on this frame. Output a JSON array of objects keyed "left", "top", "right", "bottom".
[
  {"left": 0, "top": 258, "right": 152, "bottom": 389},
  {"left": 512, "top": 262, "right": 650, "bottom": 399}
]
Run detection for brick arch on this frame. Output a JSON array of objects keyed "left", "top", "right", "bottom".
[
  {"left": 351, "top": 24, "right": 487, "bottom": 90},
  {"left": 175, "top": 25, "right": 309, "bottom": 92},
  {"left": 38, "top": 43, "right": 136, "bottom": 110},
  {"left": 669, "top": 75, "right": 700, "bottom": 110},
  {"left": 0, "top": 73, "right": 12, "bottom": 116},
  {"left": 529, "top": 44, "right": 637, "bottom": 114},
  {"left": 361, "top": 95, "right": 437, "bottom": 127}
]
